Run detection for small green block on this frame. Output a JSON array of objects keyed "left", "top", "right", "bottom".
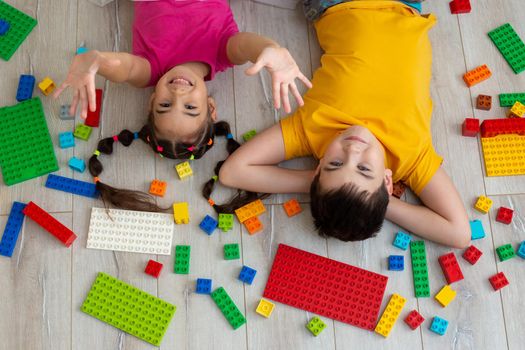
[
  {"left": 0, "top": 1, "right": 37, "bottom": 61},
  {"left": 410, "top": 241, "right": 430, "bottom": 298},
  {"left": 306, "top": 316, "right": 326, "bottom": 336},
  {"left": 74, "top": 124, "right": 92, "bottom": 141},
  {"left": 499, "top": 93, "right": 525, "bottom": 107},
  {"left": 174, "top": 245, "right": 190, "bottom": 274},
  {"left": 496, "top": 244, "right": 516, "bottom": 262},
  {"left": 210, "top": 287, "right": 246, "bottom": 330},
  {"left": 242, "top": 129, "right": 257, "bottom": 142},
  {"left": 224, "top": 243, "right": 240, "bottom": 260},
  {"left": 488, "top": 23, "right": 525, "bottom": 74},
  {"left": 218, "top": 213, "right": 233, "bottom": 232}
]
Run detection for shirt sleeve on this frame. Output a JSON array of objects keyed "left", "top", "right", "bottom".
[
  {"left": 215, "top": 9, "right": 239, "bottom": 75},
  {"left": 279, "top": 111, "right": 312, "bottom": 160},
  {"left": 405, "top": 144, "right": 443, "bottom": 196}
]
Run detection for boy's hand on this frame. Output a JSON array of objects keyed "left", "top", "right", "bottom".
[
  {"left": 245, "top": 46, "right": 312, "bottom": 113},
  {"left": 53, "top": 50, "right": 120, "bottom": 119}
]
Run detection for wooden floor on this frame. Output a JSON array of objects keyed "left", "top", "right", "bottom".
[{"left": 1, "top": 0, "right": 524, "bottom": 349}]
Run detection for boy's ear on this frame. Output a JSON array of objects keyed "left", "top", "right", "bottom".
[
  {"left": 384, "top": 168, "right": 394, "bottom": 195},
  {"left": 208, "top": 97, "right": 218, "bottom": 122}
]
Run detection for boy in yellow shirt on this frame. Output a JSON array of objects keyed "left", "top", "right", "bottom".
[{"left": 219, "top": 0, "right": 471, "bottom": 248}]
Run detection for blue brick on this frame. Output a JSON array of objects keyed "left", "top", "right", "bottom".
[
  {"left": 393, "top": 231, "right": 411, "bottom": 250},
  {"left": 0, "top": 202, "right": 27, "bottom": 257},
  {"left": 76, "top": 46, "right": 88, "bottom": 55},
  {"left": 238, "top": 265, "right": 257, "bottom": 285},
  {"left": 59, "top": 105, "right": 75, "bottom": 120},
  {"left": 199, "top": 215, "right": 217, "bottom": 235},
  {"left": 45, "top": 174, "right": 99, "bottom": 198},
  {"left": 16, "top": 74, "right": 35, "bottom": 102},
  {"left": 196, "top": 278, "right": 212, "bottom": 294},
  {"left": 58, "top": 132, "right": 75, "bottom": 149},
  {"left": 517, "top": 241, "right": 525, "bottom": 259},
  {"left": 470, "top": 220, "right": 485, "bottom": 240},
  {"left": 0, "top": 19, "right": 9, "bottom": 35},
  {"left": 388, "top": 255, "right": 404, "bottom": 271},
  {"left": 429, "top": 316, "right": 449, "bottom": 336},
  {"left": 68, "top": 157, "right": 85, "bottom": 172}
]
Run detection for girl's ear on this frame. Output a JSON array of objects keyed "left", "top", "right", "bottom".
[{"left": 208, "top": 97, "right": 218, "bottom": 122}]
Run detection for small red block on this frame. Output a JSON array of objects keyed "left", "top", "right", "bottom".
[
  {"left": 496, "top": 207, "right": 513, "bottom": 225},
  {"left": 462, "top": 118, "right": 479, "bottom": 137},
  {"left": 145, "top": 259, "right": 163, "bottom": 278},
  {"left": 404, "top": 309, "right": 425, "bottom": 330},
  {"left": 438, "top": 252, "right": 464, "bottom": 284},
  {"left": 462, "top": 245, "right": 482, "bottom": 265},
  {"left": 449, "top": 0, "right": 471, "bottom": 14},
  {"left": 489, "top": 272, "right": 509, "bottom": 291},
  {"left": 85, "top": 89, "right": 103, "bottom": 127}
]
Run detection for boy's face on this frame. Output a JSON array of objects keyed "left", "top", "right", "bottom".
[{"left": 317, "top": 125, "right": 393, "bottom": 194}]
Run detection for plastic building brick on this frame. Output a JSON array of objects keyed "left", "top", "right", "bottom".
[
  {"left": 235, "top": 199, "right": 266, "bottom": 223},
  {"left": 463, "top": 65, "right": 491, "bottom": 87},
  {"left": 85, "top": 89, "right": 102, "bottom": 127},
  {"left": 438, "top": 252, "right": 464, "bottom": 284},
  {"left": 462, "top": 118, "right": 479, "bottom": 137},
  {"left": 283, "top": 198, "right": 302, "bottom": 217},
  {"left": 306, "top": 316, "right": 327, "bottom": 336},
  {"left": 256, "top": 299, "right": 275, "bottom": 318},
  {"left": 86, "top": 207, "right": 174, "bottom": 255},
  {"left": 175, "top": 161, "right": 193, "bottom": 180},
  {"left": 476, "top": 94, "right": 492, "bottom": 110},
  {"left": 174, "top": 245, "right": 191, "bottom": 274},
  {"left": 0, "top": 202, "right": 26, "bottom": 257},
  {"left": 499, "top": 93, "right": 525, "bottom": 107},
  {"left": 488, "top": 23, "right": 525, "bottom": 74},
  {"left": 211, "top": 287, "right": 246, "bottom": 330},
  {"left": 263, "top": 244, "right": 388, "bottom": 330},
  {"left": 429, "top": 316, "right": 449, "bottom": 336},
  {"left": 218, "top": 213, "right": 233, "bottom": 232},
  {"left": 81, "top": 272, "right": 176, "bottom": 346},
  {"left": 496, "top": 244, "right": 516, "bottom": 262},
  {"left": 392, "top": 182, "right": 406, "bottom": 198},
  {"left": 449, "top": 0, "right": 470, "bottom": 14},
  {"left": 404, "top": 310, "right": 424, "bottom": 330},
  {"left": 16, "top": 74, "right": 35, "bottom": 101},
  {"left": 0, "top": 1, "right": 37, "bottom": 61},
  {"left": 59, "top": 104, "right": 75, "bottom": 120},
  {"left": 73, "top": 123, "right": 92, "bottom": 141},
  {"left": 480, "top": 118, "right": 525, "bottom": 137},
  {"left": 0, "top": 97, "right": 58, "bottom": 186},
  {"left": 149, "top": 179, "right": 167, "bottom": 197},
  {"left": 45, "top": 174, "right": 99, "bottom": 199},
  {"left": 496, "top": 206, "right": 514, "bottom": 224},
  {"left": 22, "top": 201, "right": 77, "bottom": 247},
  {"left": 480, "top": 134, "right": 525, "bottom": 176},
  {"left": 374, "top": 293, "right": 406, "bottom": 338},
  {"left": 58, "top": 131, "right": 75, "bottom": 149},
  {"left": 509, "top": 101, "right": 525, "bottom": 118},
  {"left": 238, "top": 265, "right": 257, "bottom": 285},
  {"left": 224, "top": 243, "right": 240, "bottom": 260},
  {"left": 68, "top": 157, "right": 85, "bottom": 173},
  {"left": 172, "top": 202, "right": 189, "bottom": 224},
  {"left": 0, "top": 18, "right": 8, "bottom": 35},
  {"left": 518, "top": 241, "right": 525, "bottom": 259},
  {"left": 435, "top": 285, "right": 456, "bottom": 307},
  {"left": 463, "top": 245, "right": 483, "bottom": 265},
  {"left": 388, "top": 255, "right": 404, "bottom": 271},
  {"left": 196, "top": 278, "right": 212, "bottom": 294},
  {"left": 76, "top": 46, "right": 88, "bottom": 55},
  {"left": 144, "top": 259, "right": 163, "bottom": 278},
  {"left": 410, "top": 241, "right": 430, "bottom": 298},
  {"left": 199, "top": 215, "right": 217, "bottom": 235},
  {"left": 243, "top": 216, "right": 263, "bottom": 235},
  {"left": 242, "top": 129, "right": 257, "bottom": 142},
  {"left": 489, "top": 272, "right": 509, "bottom": 291},
  {"left": 38, "top": 77, "right": 55, "bottom": 96},
  {"left": 393, "top": 231, "right": 411, "bottom": 250},
  {"left": 474, "top": 195, "right": 493, "bottom": 213},
  {"left": 470, "top": 219, "right": 485, "bottom": 240}
]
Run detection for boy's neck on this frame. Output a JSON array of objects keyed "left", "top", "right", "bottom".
[{"left": 177, "top": 62, "right": 210, "bottom": 79}]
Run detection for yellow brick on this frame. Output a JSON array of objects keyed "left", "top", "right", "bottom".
[
  {"left": 175, "top": 161, "right": 193, "bottom": 180},
  {"left": 374, "top": 293, "right": 406, "bottom": 338},
  {"left": 481, "top": 135, "right": 525, "bottom": 176},
  {"left": 38, "top": 77, "right": 55, "bottom": 95},
  {"left": 255, "top": 299, "right": 275, "bottom": 318},
  {"left": 474, "top": 195, "right": 493, "bottom": 214},
  {"left": 234, "top": 199, "right": 266, "bottom": 223},
  {"left": 435, "top": 285, "right": 456, "bottom": 307},
  {"left": 173, "top": 202, "right": 189, "bottom": 224},
  {"left": 509, "top": 101, "right": 525, "bottom": 118}
]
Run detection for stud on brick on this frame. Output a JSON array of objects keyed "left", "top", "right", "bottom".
[
  {"left": 174, "top": 245, "right": 191, "bottom": 274},
  {"left": 476, "top": 95, "right": 492, "bottom": 110},
  {"left": 306, "top": 316, "right": 327, "bottom": 336},
  {"left": 218, "top": 213, "right": 234, "bottom": 232},
  {"left": 488, "top": 23, "right": 525, "bottom": 74},
  {"left": 68, "top": 157, "right": 86, "bottom": 173},
  {"left": 175, "top": 161, "right": 193, "bottom": 180},
  {"left": 462, "top": 245, "right": 482, "bottom": 265},
  {"left": 172, "top": 202, "right": 189, "bottom": 224},
  {"left": 59, "top": 132, "right": 75, "bottom": 149},
  {"left": 211, "top": 287, "right": 246, "bottom": 330},
  {"left": 243, "top": 216, "right": 263, "bottom": 235},
  {"left": 496, "top": 244, "right": 516, "bottom": 262},
  {"left": 149, "top": 179, "right": 167, "bottom": 197},
  {"left": 449, "top": 0, "right": 471, "bottom": 14},
  {"left": 224, "top": 243, "right": 240, "bottom": 260},
  {"left": 410, "top": 241, "right": 430, "bottom": 297},
  {"left": 59, "top": 104, "right": 75, "bottom": 120},
  {"left": 46, "top": 174, "right": 99, "bottom": 199},
  {"left": 393, "top": 231, "right": 411, "bottom": 250},
  {"left": 388, "top": 255, "right": 404, "bottom": 271},
  {"left": 496, "top": 207, "right": 513, "bottom": 224},
  {"left": 438, "top": 252, "right": 464, "bottom": 284},
  {"left": 375, "top": 293, "right": 406, "bottom": 337},
  {"left": 144, "top": 259, "right": 163, "bottom": 278},
  {"left": 0, "top": 18, "right": 9, "bottom": 35},
  {"left": 283, "top": 199, "right": 302, "bottom": 217},
  {"left": 16, "top": 74, "right": 35, "bottom": 102},
  {"left": 235, "top": 199, "right": 266, "bottom": 223},
  {"left": 242, "top": 129, "right": 257, "bottom": 142},
  {"left": 196, "top": 278, "right": 212, "bottom": 294},
  {"left": 256, "top": 299, "right": 275, "bottom": 318},
  {"left": 0, "top": 1, "right": 37, "bottom": 61},
  {"left": 489, "top": 272, "right": 509, "bottom": 291},
  {"left": 0, "top": 202, "right": 26, "bottom": 257},
  {"left": 509, "top": 101, "right": 525, "bottom": 118},
  {"left": 404, "top": 310, "right": 424, "bottom": 330},
  {"left": 199, "top": 215, "right": 217, "bottom": 235},
  {"left": 73, "top": 124, "right": 92, "bottom": 141},
  {"left": 22, "top": 201, "right": 77, "bottom": 247},
  {"left": 474, "top": 195, "right": 492, "bottom": 214},
  {"left": 463, "top": 65, "right": 491, "bottom": 87},
  {"left": 238, "top": 265, "right": 257, "bottom": 285},
  {"left": 85, "top": 89, "right": 102, "bottom": 127},
  {"left": 429, "top": 316, "right": 449, "bottom": 336},
  {"left": 462, "top": 118, "right": 480, "bottom": 137}
]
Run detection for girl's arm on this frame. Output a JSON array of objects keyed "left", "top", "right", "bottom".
[{"left": 385, "top": 167, "right": 471, "bottom": 248}]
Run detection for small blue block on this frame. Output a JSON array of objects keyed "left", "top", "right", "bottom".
[
  {"left": 45, "top": 174, "right": 99, "bottom": 198},
  {"left": 0, "top": 202, "right": 27, "bottom": 258},
  {"left": 238, "top": 265, "right": 257, "bottom": 285},
  {"left": 68, "top": 157, "right": 86, "bottom": 173},
  {"left": 16, "top": 75, "right": 35, "bottom": 102},
  {"left": 0, "top": 19, "right": 9, "bottom": 35},
  {"left": 59, "top": 132, "right": 75, "bottom": 149},
  {"left": 59, "top": 105, "right": 76, "bottom": 120},
  {"left": 393, "top": 231, "right": 411, "bottom": 250},
  {"left": 388, "top": 255, "right": 404, "bottom": 271},
  {"left": 470, "top": 220, "right": 485, "bottom": 240},
  {"left": 199, "top": 215, "right": 218, "bottom": 235},
  {"left": 196, "top": 278, "right": 212, "bottom": 294},
  {"left": 430, "top": 316, "right": 449, "bottom": 336},
  {"left": 76, "top": 46, "right": 88, "bottom": 55},
  {"left": 517, "top": 241, "right": 525, "bottom": 259}
]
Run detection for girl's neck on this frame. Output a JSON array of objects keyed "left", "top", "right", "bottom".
[{"left": 177, "top": 62, "right": 210, "bottom": 79}]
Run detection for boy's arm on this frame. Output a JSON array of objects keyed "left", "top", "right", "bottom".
[{"left": 385, "top": 167, "right": 471, "bottom": 248}]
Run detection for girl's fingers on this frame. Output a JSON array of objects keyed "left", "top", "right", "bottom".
[
  {"left": 298, "top": 72, "right": 313, "bottom": 89},
  {"left": 281, "top": 82, "right": 291, "bottom": 114},
  {"left": 87, "top": 79, "right": 97, "bottom": 112},
  {"left": 53, "top": 81, "right": 69, "bottom": 99},
  {"left": 79, "top": 86, "right": 88, "bottom": 119},
  {"left": 245, "top": 59, "right": 266, "bottom": 76},
  {"left": 70, "top": 89, "right": 80, "bottom": 116},
  {"left": 272, "top": 80, "right": 281, "bottom": 110},
  {"left": 290, "top": 83, "right": 304, "bottom": 107}
]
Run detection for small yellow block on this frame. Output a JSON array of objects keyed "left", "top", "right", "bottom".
[
  {"left": 173, "top": 202, "right": 189, "bottom": 224},
  {"left": 474, "top": 195, "right": 493, "bottom": 214},
  {"left": 435, "top": 285, "right": 456, "bottom": 307},
  {"left": 509, "top": 101, "right": 525, "bottom": 118},
  {"left": 255, "top": 299, "right": 275, "bottom": 318},
  {"left": 175, "top": 161, "right": 193, "bottom": 180},
  {"left": 234, "top": 199, "right": 266, "bottom": 223},
  {"left": 38, "top": 77, "right": 55, "bottom": 96},
  {"left": 374, "top": 293, "right": 406, "bottom": 338}
]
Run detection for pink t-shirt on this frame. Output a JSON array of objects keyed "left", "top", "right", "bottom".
[{"left": 132, "top": 0, "right": 239, "bottom": 86}]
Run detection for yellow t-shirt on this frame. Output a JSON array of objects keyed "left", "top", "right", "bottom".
[{"left": 280, "top": 0, "right": 443, "bottom": 195}]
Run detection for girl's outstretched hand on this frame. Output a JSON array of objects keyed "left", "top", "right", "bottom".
[
  {"left": 245, "top": 46, "right": 312, "bottom": 114},
  {"left": 53, "top": 50, "right": 120, "bottom": 119}
]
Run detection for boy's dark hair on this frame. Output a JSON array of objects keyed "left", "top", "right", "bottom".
[{"left": 310, "top": 173, "right": 390, "bottom": 241}]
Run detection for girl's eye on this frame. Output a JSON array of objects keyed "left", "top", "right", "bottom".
[
  {"left": 329, "top": 161, "right": 343, "bottom": 167},
  {"left": 185, "top": 105, "right": 196, "bottom": 110},
  {"left": 160, "top": 103, "right": 171, "bottom": 108},
  {"left": 358, "top": 165, "right": 370, "bottom": 171}
]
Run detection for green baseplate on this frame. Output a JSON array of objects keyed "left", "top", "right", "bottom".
[
  {"left": 488, "top": 23, "right": 525, "bottom": 74},
  {"left": 81, "top": 272, "right": 176, "bottom": 346},
  {"left": 0, "top": 97, "right": 58, "bottom": 185},
  {"left": 0, "top": 0, "right": 37, "bottom": 61},
  {"left": 211, "top": 287, "right": 246, "bottom": 330},
  {"left": 410, "top": 241, "right": 430, "bottom": 298}
]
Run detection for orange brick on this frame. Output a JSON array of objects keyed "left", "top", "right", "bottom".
[
  {"left": 149, "top": 179, "right": 167, "bottom": 197},
  {"left": 244, "top": 216, "right": 263, "bottom": 235},
  {"left": 463, "top": 65, "right": 492, "bottom": 87},
  {"left": 283, "top": 199, "right": 302, "bottom": 217}
]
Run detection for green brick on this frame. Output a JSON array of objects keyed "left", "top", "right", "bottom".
[
  {"left": 0, "top": 97, "right": 58, "bottom": 185},
  {"left": 306, "top": 316, "right": 327, "bottom": 336},
  {"left": 496, "top": 244, "right": 516, "bottom": 262},
  {"left": 81, "top": 272, "right": 176, "bottom": 346},
  {"left": 74, "top": 123, "right": 92, "bottom": 141},
  {"left": 174, "top": 245, "right": 190, "bottom": 274},
  {"left": 488, "top": 23, "right": 525, "bottom": 74},
  {"left": 210, "top": 287, "right": 246, "bottom": 330},
  {"left": 218, "top": 213, "right": 233, "bottom": 232},
  {"left": 0, "top": 1, "right": 37, "bottom": 61},
  {"left": 224, "top": 243, "right": 240, "bottom": 260},
  {"left": 499, "top": 93, "right": 525, "bottom": 107},
  {"left": 410, "top": 241, "right": 430, "bottom": 298},
  {"left": 242, "top": 129, "right": 257, "bottom": 142}
]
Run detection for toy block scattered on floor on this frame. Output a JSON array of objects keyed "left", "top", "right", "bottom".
[
  {"left": 476, "top": 94, "right": 492, "bottom": 110},
  {"left": 488, "top": 23, "right": 525, "bottom": 74},
  {"left": 438, "top": 252, "right": 464, "bottom": 284},
  {"left": 480, "top": 134, "right": 525, "bottom": 176},
  {"left": 306, "top": 316, "right": 327, "bottom": 337},
  {"left": 81, "top": 272, "right": 176, "bottom": 346},
  {"left": 85, "top": 89, "right": 102, "bottom": 127},
  {"left": 462, "top": 118, "right": 479, "bottom": 137},
  {"left": 210, "top": 287, "right": 246, "bottom": 330},
  {"left": 429, "top": 316, "right": 449, "bottom": 336},
  {"left": 73, "top": 123, "right": 92, "bottom": 140},
  {"left": 76, "top": 45, "right": 88, "bottom": 55},
  {"left": 518, "top": 241, "right": 525, "bottom": 259},
  {"left": 174, "top": 245, "right": 191, "bottom": 274},
  {"left": 480, "top": 118, "right": 525, "bottom": 137},
  {"left": 0, "top": 97, "right": 58, "bottom": 185},
  {"left": 489, "top": 272, "right": 509, "bottom": 291},
  {"left": 388, "top": 255, "right": 404, "bottom": 271},
  {"left": 242, "top": 129, "right": 257, "bottom": 142},
  {"left": 199, "top": 215, "right": 217, "bottom": 235},
  {"left": 235, "top": 199, "right": 266, "bottom": 223},
  {"left": 0, "top": 18, "right": 9, "bottom": 35},
  {"left": 410, "top": 241, "right": 430, "bottom": 298},
  {"left": 23, "top": 201, "right": 77, "bottom": 247},
  {"left": 38, "top": 77, "right": 55, "bottom": 95},
  {"left": 463, "top": 65, "right": 491, "bottom": 87},
  {"left": 196, "top": 278, "right": 212, "bottom": 294},
  {"left": 509, "top": 101, "right": 525, "bottom": 118},
  {"left": 224, "top": 243, "right": 240, "bottom": 260},
  {"left": 435, "top": 285, "right": 456, "bottom": 307},
  {"left": 16, "top": 74, "right": 35, "bottom": 101},
  {"left": 86, "top": 207, "right": 174, "bottom": 255},
  {"left": 172, "top": 202, "right": 189, "bottom": 224},
  {"left": 449, "top": 0, "right": 471, "bottom": 14},
  {"left": 0, "top": 202, "right": 26, "bottom": 257},
  {"left": 283, "top": 198, "right": 302, "bottom": 217},
  {"left": 374, "top": 293, "right": 406, "bottom": 338},
  {"left": 144, "top": 259, "right": 163, "bottom": 278},
  {"left": 45, "top": 174, "right": 99, "bottom": 199},
  {"left": 243, "top": 216, "right": 263, "bottom": 235},
  {"left": 256, "top": 299, "right": 275, "bottom": 318},
  {"left": 59, "top": 104, "right": 75, "bottom": 120},
  {"left": 218, "top": 213, "right": 233, "bottom": 232},
  {"left": 404, "top": 310, "right": 425, "bottom": 330},
  {"left": 238, "top": 265, "right": 257, "bottom": 285},
  {"left": 58, "top": 131, "right": 75, "bottom": 149},
  {"left": 463, "top": 245, "right": 483, "bottom": 265},
  {"left": 496, "top": 207, "right": 513, "bottom": 224},
  {"left": 470, "top": 219, "right": 485, "bottom": 240},
  {"left": 474, "top": 195, "right": 493, "bottom": 213},
  {"left": 496, "top": 244, "right": 516, "bottom": 262},
  {"left": 263, "top": 244, "right": 388, "bottom": 330},
  {"left": 68, "top": 157, "right": 85, "bottom": 173},
  {"left": 149, "top": 179, "right": 167, "bottom": 197},
  {"left": 175, "top": 161, "right": 192, "bottom": 180},
  {"left": 0, "top": 1, "right": 37, "bottom": 61},
  {"left": 393, "top": 231, "right": 411, "bottom": 250},
  {"left": 392, "top": 181, "right": 406, "bottom": 198},
  {"left": 499, "top": 93, "right": 525, "bottom": 107}
]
